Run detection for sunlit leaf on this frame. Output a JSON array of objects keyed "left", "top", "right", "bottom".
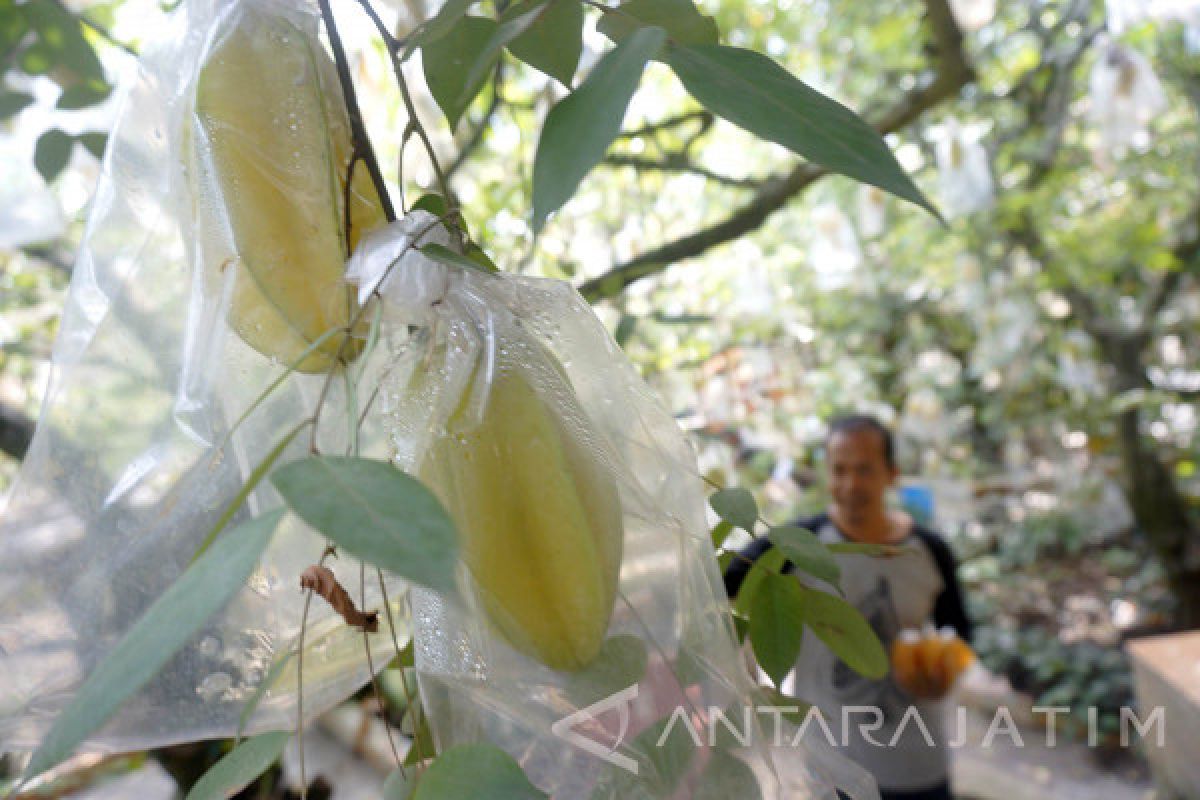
[
  {"left": 412, "top": 744, "right": 547, "bottom": 799},
  {"left": 185, "top": 732, "right": 289, "bottom": 800},
  {"left": 506, "top": 0, "right": 583, "bottom": 86},
  {"left": 666, "top": 44, "right": 938, "bottom": 217},
  {"left": 271, "top": 456, "right": 459, "bottom": 594},
  {"left": 422, "top": 15, "right": 496, "bottom": 130},
  {"left": 531, "top": 26, "right": 665, "bottom": 231},
  {"left": 597, "top": 0, "right": 718, "bottom": 48}
]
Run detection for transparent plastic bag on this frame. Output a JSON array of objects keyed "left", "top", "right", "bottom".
[
  {"left": 1089, "top": 41, "right": 1167, "bottom": 159},
  {"left": 935, "top": 119, "right": 993, "bottom": 218},
  {"left": 0, "top": 0, "right": 406, "bottom": 752},
  {"left": 348, "top": 220, "right": 880, "bottom": 799},
  {"left": 856, "top": 186, "right": 887, "bottom": 239},
  {"left": 1105, "top": 0, "right": 1200, "bottom": 34},
  {"left": 947, "top": 0, "right": 995, "bottom": 32},
  {"left": 810, "top": 205, "right": 861, "bottom": 291},
  {"left": 3, "top": 0, "right": 883, "bottom": 794}
]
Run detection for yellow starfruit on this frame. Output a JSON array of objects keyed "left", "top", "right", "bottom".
[
  {"left": 420, "top": 353, "right": 624, "bottom": 672},
  {"left": 192, "top": 6, "right": 386, "bottom": 372}
]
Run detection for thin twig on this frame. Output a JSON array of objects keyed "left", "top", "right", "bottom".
[
  {"left": 352, "top": 0, "right": 452, "bottom": 203},
  {"left": 360, "top": 563, "right": 405, "bottom": 770},
  {"left": 377, "top": 568, "right": 428, "bottom": 770}
]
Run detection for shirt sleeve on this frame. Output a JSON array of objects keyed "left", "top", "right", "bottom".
[{"left": 915, "top": 527, "right": 974, "bottom": 643}]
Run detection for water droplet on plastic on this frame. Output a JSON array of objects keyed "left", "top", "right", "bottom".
[
  {"left": 198, "top": 636, "right": 220, "bottom": 657},
  {"left": 196, "top": 672, "right": 233, "bottom": 702}
]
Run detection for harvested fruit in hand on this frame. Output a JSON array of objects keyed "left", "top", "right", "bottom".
[
  {"left": 192, "top": 5, "right": 387, "bottom": 372},
  {"left": 419, "top": 347, "right": 624, "bottom": 672},
  {"left": 890, "top": 626, "right": 973, "bottom": 697}
]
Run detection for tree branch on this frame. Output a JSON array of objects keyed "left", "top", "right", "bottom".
[
  {"left": 603, "top": 153, "right": 764, "bottom": 189},
  {"left": 614, "top": 110, "right": 712, "bottom": 140},
  {"left": 578, "top": 0, "right": 972, "bottom": 302}
]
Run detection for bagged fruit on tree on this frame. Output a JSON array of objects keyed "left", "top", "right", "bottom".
[
  {"left": 345, "top": 215, "right": 880, "bottom": 798},
  {"left": 0, "top": 0, "right": 403, "bottom": 752}
]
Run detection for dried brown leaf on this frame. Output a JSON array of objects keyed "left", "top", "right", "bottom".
[{"left": 300, "top": 565, "right": 379, "bottom": 632}]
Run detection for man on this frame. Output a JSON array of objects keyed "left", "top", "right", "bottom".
[{"left": 724, "top": 414, "right": 972, "bottom": 800}]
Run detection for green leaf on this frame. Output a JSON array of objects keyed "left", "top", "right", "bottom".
[
  {"left": 614, "top": 313, "right": 637, "bottom": 346},
  {"left": 270, "top": 456, "right": 459, "bottom": 594},
  {"left": 380, "top": 667, "right": 419, "bottom": 718},
  {"left": 800, "top": 587, "right": 889, "bottom": 679},
  {"left": 695, "top": 749, "right": 761, "bottom": 800},
  {"left": 506, "top": 0, "right": 583, "bottom": 86},
  {"left": 412, "top": 193, "right": 450, "bottom": 217},
  {"left": 465, "top": 242, "right": 499, "bottom": 271},
  {"left": 531, "top": 26, "right": 665, "bottom": 231},
  {"left": 24, "top": 0, "right": 105, "bottom": 82},
  {"left": 192, "top": 420, "right": 311, "bottom": 562},
  {"left": 384, "top": 766, "right": 414, "bottom": 800},
  {"left": 708, "top": 487, "right": 757, "bottom": 532},
  {"left": 18, "top": 40, "right": 55, "bottom": 74},
  {"left": 23, "top": 510, "right": 284, "bottom": 782},
  {"left": 34, "top": 128, "right": 74, "bottom": 183},
  {"left": 419, "top": 242, "right": 496, "bottom": 274},
  {"left": 184, "top": 732, "right": 289, "bottom": 800},
  {"left": 0, "top": 2, "right": 29, "bottom": 61},
  {"left": 597, "top": 0, "right": 718, "bottom": 48},
  {"left": 749, "top": 572, "right": 806, "bottom": 686},
  {"left": 666, "top": 44, "right": 938, "bottom": 217},
  {"left": 753, "top": 686, "right": 812, "bottom": 725},
  {"left": 768, "top": 525, "right": 840, "bottom": 588},
  {"left": 460, "top": 4, "right": 546, "bottom": 106},
  {"left": 710, "top": 519, "right": 734, "bottom": 550},
  {"left": 564, "top": 634, "right": 648, "bottom": 706},
  {"left": 422, "top": 15, "right": 497, "bottom": 130},
  {"left": 56, "top": 80, "right": 111, "bottom": 110},
  {"left": 413, "top": 0, "right": 478, "bottom": 50},
  {"left": 79, "top": 131, "right": 108, "bottom": 160},
  {"left": 237, "top": 650, "right": 295, "bottom": 740},
  {"left": 403, "top": 705, "right": 435, "bottom": 767},
  {"left": 730, "top": 544, "right": 785, "bottom": 618},
  {"left": 0, "top": 90, "right": 34, "bottom": 119},
  {"left": 618, "top": 714, "right": 697, "bottom": 796},
  {"left": 412, "top": 744, "right": 547, "bottom": 799}
]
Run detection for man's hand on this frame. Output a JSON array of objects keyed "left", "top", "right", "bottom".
[{"left": 890, "top": 628, "right": 973, "bottom": 700}]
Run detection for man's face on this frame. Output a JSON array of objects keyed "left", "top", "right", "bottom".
[{"left": 827, "top": 429, "right": 896, "bottom": 524}]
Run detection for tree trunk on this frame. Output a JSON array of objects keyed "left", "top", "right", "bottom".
[{"left": 1107, "top": 333, "right": 1200, "bottom": 630}]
